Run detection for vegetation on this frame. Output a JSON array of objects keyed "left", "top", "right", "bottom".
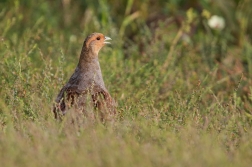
[{"left": 0, "top": 0, "right": 252, "bottom": 166}]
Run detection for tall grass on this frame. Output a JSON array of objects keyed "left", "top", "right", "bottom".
[{"left": 0, "top": 0, "right": 252, "bottom": 166}]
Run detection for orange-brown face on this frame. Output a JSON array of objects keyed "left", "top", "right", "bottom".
[{"left": 85, "top": 33, "right": 112, "bottom": 55}]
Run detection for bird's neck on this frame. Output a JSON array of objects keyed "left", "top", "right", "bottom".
[{"left": 77, "top": 49, "right": 106, "bottom": 88}]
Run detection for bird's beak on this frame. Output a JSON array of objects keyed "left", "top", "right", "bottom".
[{"left": 104, "top": 36, "right": 112, "bottom": 44}]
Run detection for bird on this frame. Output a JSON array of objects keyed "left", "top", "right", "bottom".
[{"left": 53, "top": 33, "right": 116, "bottom": 122}]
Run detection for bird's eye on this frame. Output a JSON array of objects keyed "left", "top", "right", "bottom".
[{"left": 96, "top": 37, "right": 100, "bottom": 40}]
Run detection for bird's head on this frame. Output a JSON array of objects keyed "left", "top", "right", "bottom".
[{"left": 84, "top": 33, "right": 112, "bottom": 56}]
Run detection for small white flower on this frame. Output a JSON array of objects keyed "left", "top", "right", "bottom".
[{"left": 208, "top": 15, "right": 225, "bottom": 30}]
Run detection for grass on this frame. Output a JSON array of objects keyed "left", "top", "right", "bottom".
[{"left": 0, "top": 0, "right": 252, "bottom": 167}]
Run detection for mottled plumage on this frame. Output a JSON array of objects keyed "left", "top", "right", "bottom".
[{"left": 53, "top": 33, "right": 116, "bottom": 121}]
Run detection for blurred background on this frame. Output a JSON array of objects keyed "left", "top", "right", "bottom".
[
  {"left": 0, "top": 1, "right": 252, "bottom": 166},
  {"left": 0, "top": 0, "right": 251, "bottom": 111}
]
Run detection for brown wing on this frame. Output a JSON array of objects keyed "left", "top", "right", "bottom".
[
  {"left": 53, "top": 67, "right": 86, "bottom": 119},
  {"left": 91, "top": 87, "right": 116, "bottom": 121},
  {"left": 53, "top": 85, "right": 80, "bottom": 119},
  {"left": 53, "top": 71, "right": 83, "bottom": 119}
]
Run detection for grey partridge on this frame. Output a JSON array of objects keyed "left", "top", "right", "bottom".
[{"left": 53, "top": 33, "right": 116, "bottom": 121}]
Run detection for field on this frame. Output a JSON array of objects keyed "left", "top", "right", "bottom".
[{"left": 0, "top": 0, "right": 252, "bottom": 166}]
